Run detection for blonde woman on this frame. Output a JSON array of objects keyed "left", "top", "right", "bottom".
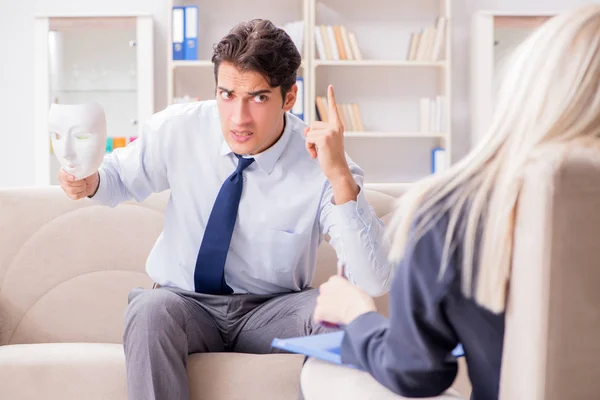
[{"left": 306, "top": 4, "right": 600, "bottom": 400}]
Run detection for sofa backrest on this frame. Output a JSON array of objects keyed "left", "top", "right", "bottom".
[
  {"left": 0, "top": 187, "right": 397, "bottom": 345},
  {"left": 499, "top": 145, "right": 600, "bottom": 400}
]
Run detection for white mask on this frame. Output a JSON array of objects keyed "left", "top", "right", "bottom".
[{"left": 48, "top": 102, "right": 107, "bottom": 180}]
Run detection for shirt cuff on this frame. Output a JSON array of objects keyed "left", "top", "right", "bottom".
[
  {"left": 341, "top": 311, "right": 388, "bottom": 366},
  {"left": 329, "top": 186, "right": 373, "bottom": 230},
  {"left": 89, "top": 168, "right": 111, "bottom": 204}
]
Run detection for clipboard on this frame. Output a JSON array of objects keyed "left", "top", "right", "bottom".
[{"left": 272, "top": 331, "right": 464, "bottom": 368}]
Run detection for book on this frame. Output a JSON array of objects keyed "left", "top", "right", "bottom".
[
  {"left": 407, "top": 32, "right": 420, "bottom": 61},
  {"left": 292, "top": 77, "right": 304, "bottom": 121},
  {"left": 172, "top": 7, "right": 185, "bottom": 60},
  {"left": 315, "top": 27, "right": 327, "bottom": 60},
  {"left": 333, "top": 26, "right": 347, "bottom": 60},
  {"left": 340, "top": 26, "right": 354, "bottom": 60},
  {"left": 320, "top": 26, "right": 333, "bottom": 60},
  {"left": 282, "top": 20, "right": 304, "bottom": 54},
  {"left": 432, "top": 147, "right": 447, "bottom": 173},
  {"left": 326, "top": 25, "right": 340, "bottom": 60},
  {"left": 183, "top": 6, "right": 198, "bottom": 60},
  {"left": 272, "top": 331, "right": 464, "bottom": 368},
  {"left": 431, "top": 17, "right": 447, "bottom": 61},
  {"left": 316, "top": 96, "right": 328, "bottom": 123},
  {"left": 343, "top": 104, "right": 355, "bottom": 131},
  {"left": 416, "top": 27, "right": 435, "bottom": 61},
  {"left": 351, "top": 103, "right": 365, "bottom": 132},
  {"left": 348, "top": 32, "right": 363, "bottom": 60}
]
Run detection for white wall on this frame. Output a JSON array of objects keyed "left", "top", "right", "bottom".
[{"left": 0, "top": 0, "right": 597, "bottom": 187}]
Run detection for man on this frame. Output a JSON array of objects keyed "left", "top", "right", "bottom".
[{"left": 59, "top": 19, "right": 392, "bottom": 400}]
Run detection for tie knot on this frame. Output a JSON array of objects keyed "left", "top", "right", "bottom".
[{"left": 235, "top": 154, "right": 255, "bottom": 173}]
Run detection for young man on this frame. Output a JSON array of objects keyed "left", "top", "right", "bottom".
[{"left": 59, "top": 19, "right": 392, "bottom": 400}]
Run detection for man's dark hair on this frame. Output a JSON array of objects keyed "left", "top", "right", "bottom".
[{"left": 211, "top": 19, "right": 302, "bottom": 102}]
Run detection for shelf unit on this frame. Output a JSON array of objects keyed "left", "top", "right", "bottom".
[
  {"left": 344, "top": 131, "right": 445, "bottom": 138},
  {"left": 167, "top": 0, "right": 451, "bottom": 188},
  {"left": 471, "top": 11, "right": 555, "bottom": 146},
  {"left": 314, "top": 60, "right": 447, "bottom": 67}
]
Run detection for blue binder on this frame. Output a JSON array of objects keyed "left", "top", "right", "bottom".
[
  {"left": 272, "top": 331, "right": 464, "bottom": 369},
  {"left": 291, "top": 76, "right": 304, "bottom": 120},
  {"left": 184, "top": 5, "right": 198, "bottom": 60},
  {"left": 431, "top": 147, "right": 446, "bottom": 174},
  {"left": 172, "top": 6, "right": 185, "bottom": 60}
]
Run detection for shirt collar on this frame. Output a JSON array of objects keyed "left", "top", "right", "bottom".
[{"left": 220, "top": 113, "right": 293, "bottom": 175}]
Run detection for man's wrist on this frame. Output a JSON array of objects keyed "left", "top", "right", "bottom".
[
  {"left": 329, "top": 169, "right": 359, "bottom": 205},
  {"left": 87, "top": 172, "right": 101, "bottom": 198}
]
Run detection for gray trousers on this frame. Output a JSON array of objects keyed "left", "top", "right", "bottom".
[{"left": 123, "top": 286, "right": 334, "bottom": 400}]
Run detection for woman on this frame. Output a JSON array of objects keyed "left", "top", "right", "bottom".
[{"left": 307, "top": 5, "right": 600, "bottom": 400}]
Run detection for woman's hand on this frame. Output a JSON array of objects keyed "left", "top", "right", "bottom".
[{"left": 314, "top": 275, "right": 377, "bottom": 327}]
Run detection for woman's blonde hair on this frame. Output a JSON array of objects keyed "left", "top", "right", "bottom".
[{"left": 387, "top": 4, "right": 600, "bottom": 313}]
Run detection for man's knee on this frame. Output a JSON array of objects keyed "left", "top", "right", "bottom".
[
  {"left": 288, "top": 289, "right": 333, "bottom": 335},
  {"left": 123, "top": 289, "right": 186, "bottom": 342},
  {"left": 297, "top": 289, "right": 339, "bottom": 335}
]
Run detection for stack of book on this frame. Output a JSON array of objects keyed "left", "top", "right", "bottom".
[
  {"left": 419, "top": 96, "right": 446, "bottom": 133},
  {"left": 315, "top": 96, "right": 365, "bottom": 132},
  {"left": 314, "top": 25, "right": 363, "bottom": 61},
  {"left": 407, "top": 16, "right": 447, "bottom": 61}
]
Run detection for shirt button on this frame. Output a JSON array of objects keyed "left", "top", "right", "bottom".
[
  {"left": 229, "top": 246, "right": 233, "bottom": 252},
  {"left": 243, "top": 176, "right": 247, "bottom": 182},
  {"left": 358, "top": 208, "right": 364, "bottom": 216}
]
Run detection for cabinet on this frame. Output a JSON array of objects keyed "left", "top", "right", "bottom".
[
  {"left": 471, "top": 11, "right": 553, "bottom": 146},
  {"left": 34, "top": 14, "right": 154, "bottom": 186}
]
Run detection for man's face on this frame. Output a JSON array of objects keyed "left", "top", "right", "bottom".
[{"left": 216, "top": 62, "right": 297, "bottom": 155}]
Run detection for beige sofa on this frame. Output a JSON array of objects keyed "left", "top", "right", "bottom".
[{"left": 0, "top": 186, "right": 470, "bottom": 399}]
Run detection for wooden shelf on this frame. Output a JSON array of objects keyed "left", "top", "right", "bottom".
[
  {"left": 172, "top": 60, "right": 307, "bottom": 68},
  {"left": 314, "top": 60, "right": 446, "bottom": 68},
  {"left": 344, "top": 131, "right": 445, "bottom": 138},
  {"left": 172, "top": 60, "right": 213, "bottom": 68}
]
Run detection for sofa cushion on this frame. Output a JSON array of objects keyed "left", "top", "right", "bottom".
[
  {"left": 188, "top": 352, "right": 304, "bottom": 400},
  {"left": 0, "top": 342, "right": 306, "bottom": 400},
  {"left": 0, "top": 343, "right": 127, "bottom": 400},
  {"left": 301, "top": 357, "right": 464, "bottom": 399}
]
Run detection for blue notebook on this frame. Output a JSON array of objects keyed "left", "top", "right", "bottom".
[{"left": 272, "top": 331, "right": 464, "bottom": 368}]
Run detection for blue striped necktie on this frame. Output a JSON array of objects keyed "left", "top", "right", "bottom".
[{"left": 194, "top": 154, "right": 254, "bottom": 294}]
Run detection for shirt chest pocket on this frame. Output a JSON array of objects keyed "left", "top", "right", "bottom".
[{"left": 254, "top": 227, "right": 309, "bottom": 274}]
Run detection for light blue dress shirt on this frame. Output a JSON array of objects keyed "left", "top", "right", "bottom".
[{"left": 93, "top": 100, "right": 392, "bottom": 296}]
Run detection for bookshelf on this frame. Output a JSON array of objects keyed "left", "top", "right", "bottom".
[
  {"left": 471, "top": 11, "right": 555, "bottom": 146},
  {"left": 167, "top": 0, "right": 452, "bottom": 190}
]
